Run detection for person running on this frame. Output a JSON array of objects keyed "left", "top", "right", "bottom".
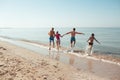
[
  {"left": 55, "top": 31, "right": 62, "bottom": 50},
  {"left": 86, "top": 33, "right": 100, "bottom": 55},
  {"left": 62, "top": 28, "right": 85, "bottom": 48},
  {"left": 48, "top": 27, "right": 55, "bottom": 50}
]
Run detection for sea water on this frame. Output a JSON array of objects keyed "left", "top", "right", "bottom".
[{"left": 0, "top": 27, "right": 120, "bottom": 57}]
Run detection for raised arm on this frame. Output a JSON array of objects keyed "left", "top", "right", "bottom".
[
  {"left": 75, "top": 32, "right": 85, "bottom": 35},
  {"left": 94, "top": 38, "right": 100, "bottom": 44},
  {"left": 60, "top": 34, "right": 62, "bottom": 37},
  {"left": 62, "top": 31, "right": 71, "bottom": 37}
]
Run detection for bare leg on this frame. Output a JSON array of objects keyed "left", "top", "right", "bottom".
[
  {"left": 56, "top": 40, "right": 59, "bottom": 50},
  {"left": 88, "top": 45, "right": 92, "bottom": 56},
  {"left": 58, "top": 40, "right": 60, "bottom": 51},
  {"left": 89, "top": 45, "right": 93, "bottom": 55},
  {"left": 71, "top": 41, "right": 74, "bottom": 47},
  {"left": 71, "top": 42, "right": 73, "bottom": 48},
  {"left": 73, "top": 41, "right": 76, "bottom": 47},
  {"left": 53, "top": 41, "right": 55, "bottom": 48},
  {"left": 59, "top": 40, "right": 61, "bottom": 48},
  {"left": 49, "top": 42, "right": 51, "bottom": 50}
]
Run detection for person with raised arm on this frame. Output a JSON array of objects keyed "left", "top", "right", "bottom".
[
  {"left": 55, "top": 31, "right": 62, "bottom": 50},
  {"left": 86, "top": 33, "right": 100, "bottom": 55},
  {"left": 62, "top": 28, "right": 85, "bottom": 48}
]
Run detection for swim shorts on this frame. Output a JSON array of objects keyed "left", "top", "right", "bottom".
[
  {"left": 89, "top": 43, "right": 93, "bottom": 46},
  {"left": 49, "top": 36, "right": 54, "bottom": 42},
  {"left": 71, "top": 37, "right": 75, "bottom": 43}
]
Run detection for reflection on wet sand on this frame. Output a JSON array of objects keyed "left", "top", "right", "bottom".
[
  {"left": 87, "top": 60, "right": 93, "bottom": 73},
  {"left": 49, "top": 51, "right": 60, "bottom": 61},
  {"left": 48, "top": 51, "right": 120, "bottom": 80},
  {"left": 49, "top": 51, "right": 54, "bottom": 59},
  {"left": 69, "top": 54, "right": 75, "bottom": 66}
]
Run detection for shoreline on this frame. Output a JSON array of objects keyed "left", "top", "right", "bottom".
[
  {"left": 20, "top": 38, "right": 120, "bottom": 65},
  {"left": 0, "top": 41, "right": 111, "bottom": 80},
  {"left": 0, "top": 37, "right": 120, "bottom": 79},
  {"left": 1, "top": 35, "right": 120, "bottom": 62}
]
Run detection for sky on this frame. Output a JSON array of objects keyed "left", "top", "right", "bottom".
[{"left": 0, "top": 0, "right": 120, "bottom": 28}]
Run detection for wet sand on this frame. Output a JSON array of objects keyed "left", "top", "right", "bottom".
[
  {"left": 0, "top": 41, "right": 111, "bottom": 80},
  {"left": 66, "top": 53, "right": 120, "bottom": 79}
]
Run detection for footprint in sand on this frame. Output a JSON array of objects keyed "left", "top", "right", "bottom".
[
  {"left": 42, "top": 74, "right": 48, "bottom": 80},
  {"left": 0, "top": 47, "right": 7, "bottom": 50}
]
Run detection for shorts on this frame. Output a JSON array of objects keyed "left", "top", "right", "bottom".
[
  {"left": 49, "top": 36, "right": 54, "bottom": 42},
  {"left": 71, "top": 37, "right": 75, "bottom": 43},
  {"left": 89, "top": 43, "right": 93, "bottom": 46}
]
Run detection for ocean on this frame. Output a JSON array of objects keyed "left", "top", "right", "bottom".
[{"left": 0, "top": 27, "right": 120, "bottom": 57}]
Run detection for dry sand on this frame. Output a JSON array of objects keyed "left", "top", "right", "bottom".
[{"left": 0, "top": 41, "right": 110, "bottom": 80}]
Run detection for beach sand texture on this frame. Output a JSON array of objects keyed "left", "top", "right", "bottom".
[{"left": 0, "top": 41, "right": 119, "bottom": 80}]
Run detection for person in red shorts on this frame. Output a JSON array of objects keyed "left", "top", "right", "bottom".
[{"left": 55, "top": 31, "right": 62, "bottom": 50}]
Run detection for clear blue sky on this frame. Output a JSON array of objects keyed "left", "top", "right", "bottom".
[{"left": 0, "top": 0, "right": 120, "bottom": 28}]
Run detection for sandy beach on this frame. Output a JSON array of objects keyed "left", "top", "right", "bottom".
[{"left": 0, "top": 40, "right": 120, "bottom": 80}]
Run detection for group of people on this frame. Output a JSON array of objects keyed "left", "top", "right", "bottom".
[{"left": 48, "top": 27, "right": 100, "bottom": 55}]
